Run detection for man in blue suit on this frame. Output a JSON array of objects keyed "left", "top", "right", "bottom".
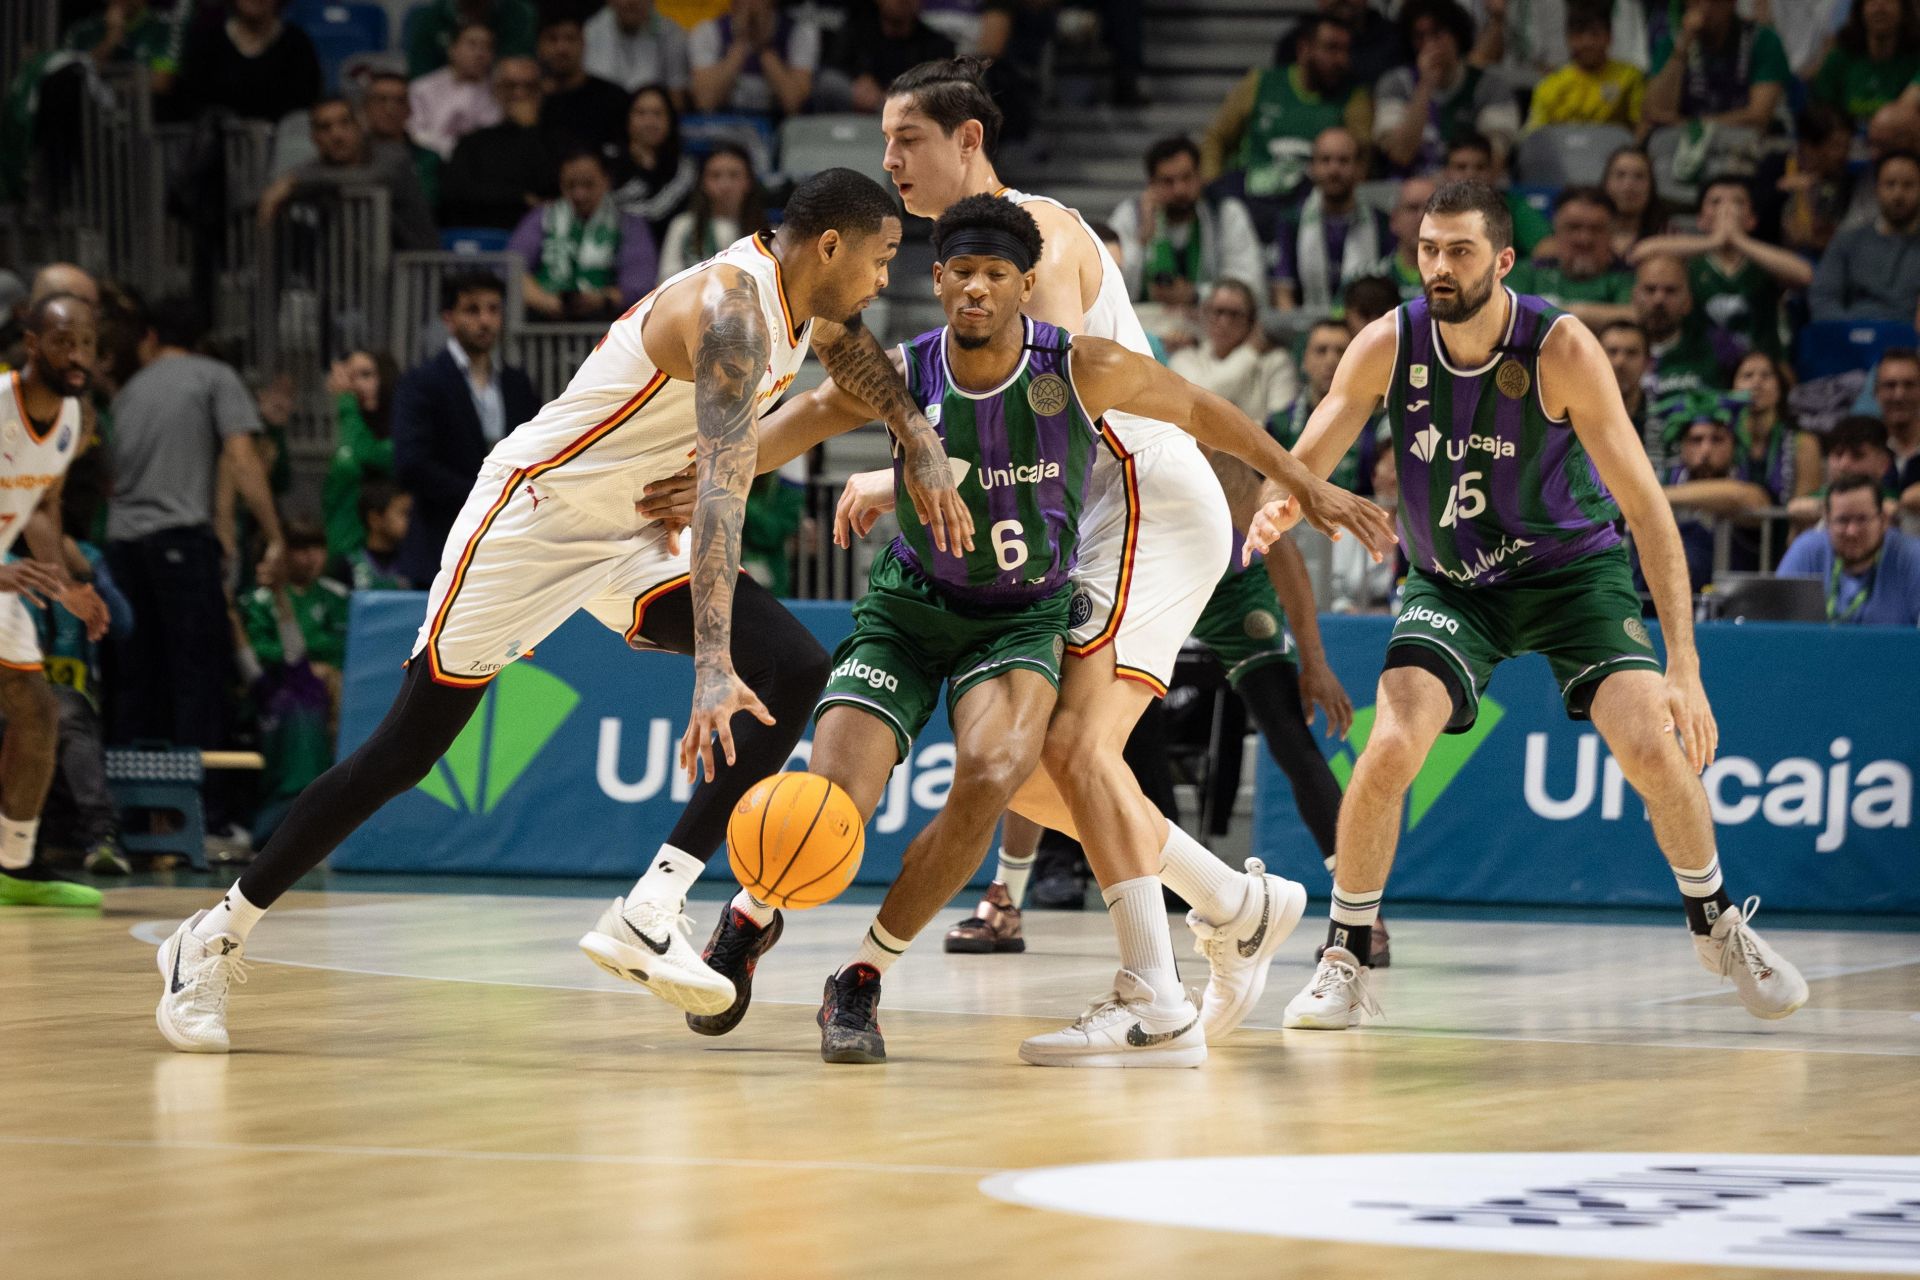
[{"left": 392, "top": 270, "right": 543, "bottom": 584}]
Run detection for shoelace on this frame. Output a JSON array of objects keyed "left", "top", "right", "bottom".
[
  {"left": 1308, "top": 957, "right": 1382, "bottom": 1017},
  {"left": 707, "top": 912, "right": 765, "bottom": 970},
  {"left": 1069, "top": 990, "right": 1128, "bottom": 1031},
  {"left": 1190, "top": 858, "right": 1266, "bottom": 964},
  {"left": 193, "top": 950, "right": 250, "bottom": 1017},
  {"left": 833, "top": 973, "right": 881, "bottom": 1027},
  {"left": 1717, "top": 895, "right": 1775, "bottom": 981}
]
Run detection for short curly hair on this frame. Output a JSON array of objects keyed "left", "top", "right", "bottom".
[{"left": 931, "top": 194, "right": 1044, "bottom": 267}]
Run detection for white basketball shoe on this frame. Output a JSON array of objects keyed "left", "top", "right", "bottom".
[
  {"left": 1693, "top": 896, "right": 1808, "bottom": 1020},
  {"left": 1018, "top": 969, "right": 1207, "bottom": 1068},
  {"left": 1281, "top": 945, "right": 1381, "bottom": 1030},
  {"left": 156, "top": 911, "right": 249, "bottom": 1053},
  {"left": 579, "top": 895, "right": 736, "bottom": 1016},
  {"left": 1187, "top": 857, "right": 1309, "bottom": 1039}
]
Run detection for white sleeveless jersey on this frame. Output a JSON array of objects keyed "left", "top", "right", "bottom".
[
  {"left": 0, "top": 372, "right": 82, "bottom": 559},
  {"left": 998, "top": 186, "right": 1189, "bottom": 454},
  {"left": 486, "top": 232, "right": 815, "bottom": 524}
]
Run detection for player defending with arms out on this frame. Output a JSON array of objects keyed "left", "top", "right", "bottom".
[
  {"left": 155, "top": 170, "right": 975, "bottom": 1053},
  {"left": 830, "top": 58, "right": 1394, "bottom": 1058},
  {"left": 692, "top": 195, "right": 1391, "bottom": 1065},
  {"left": 0, "top": 294, "right": 112, "bottom": 908},
  {"left": 1240, "top": 181, "right": 1806, "bottom": 1029}
]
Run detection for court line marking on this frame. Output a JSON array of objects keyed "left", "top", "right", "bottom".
[
  {"left": 1635, "top": 953, "right": 1920, "bottom": 1005},
  {"left": 0, "top": 1134, "right": 1002, "bottom": 1178},
  {"left": 129, "top": 922, "right": 1920, "bottom": 1059}
]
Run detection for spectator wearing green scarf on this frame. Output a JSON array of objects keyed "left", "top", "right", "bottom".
[
  {"left": 508, "top": 148, "right": 659, "bottom": 322},
  {"left": 321, "top": 350, "right": 398, "bottom": 562}
]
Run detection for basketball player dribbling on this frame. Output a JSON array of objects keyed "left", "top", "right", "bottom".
[
  {"left": 154, "top": 170, "right": 976, "bottom": 1053},
  {"left": 827, "top": 59, "right": 1384, "bottom": 1059},
  {"left": 1239, "top": 180, "right": 1807, "bottom": 1028},
  {"left": 681, "top": 196, "right": 1390, "bottom": 1065}
]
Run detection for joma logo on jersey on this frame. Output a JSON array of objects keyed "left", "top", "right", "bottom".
[
  {"left": 756, "top": 371, "right": 797, "bottom": 404},
  {"left": 833, "top": 657, "right": 899, "bottom": 692},
  {"left": 978, "top": 460, "right": 1061, "bottom": 490}
]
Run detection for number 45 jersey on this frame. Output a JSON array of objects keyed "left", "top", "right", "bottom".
[
  {"left": 1389, "top": 289, "right": 1624, "bottom": 587},
  {"left": 889, "top": 316, "right": 1102, "bottom": 606}
]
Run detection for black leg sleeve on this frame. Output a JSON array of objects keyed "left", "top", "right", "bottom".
[
  {"left": 1235, "top": 663, "right": 1343, "bottom": 866},
  {"left": 635, "top": 577, "right": 831, "bottom": 862},
  {"left": 238, "top": 662, "right": 484, "bottom": 906}
]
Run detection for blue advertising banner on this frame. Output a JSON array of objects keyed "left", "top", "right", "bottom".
[
  {"left": 1253, "top": 618, "right": 1919, "bottom": 913},
  {"left": 335, "top": 596, "right": 1916, "bottom": 911},
  {"left": 330, "top": 593, "right": 958, "bottom": 884}
]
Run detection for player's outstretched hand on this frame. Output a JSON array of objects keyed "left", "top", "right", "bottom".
[
  {"left": 899, "top": 440, "right": 974, "bottom": 557},
  {"left": 832, "top": 469, "right": 896, "bottom": 548},
  {"left": 61, "top": 583, "right": 111, "bottom": 642},
  {"left": 0, "top": 559, "right": 69, "bottom": 607},
  {"left": 1664, "top": 667, "right": 1718, "bottom": 773},
  {"left": 681, "top": 667, "right": 775, "bottom": 784},
  {"left": 1298, "top": 656, "right": 1354, "bottom": 739},
  {"left": 1294, "top": 480, "right": 1398, "bottom": 562}
]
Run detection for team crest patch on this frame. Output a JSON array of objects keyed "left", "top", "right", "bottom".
[
  {"left": 1027, "top": 373, "right": 1070, "bottom": 417},
  {"left": 1409, "top": 363, "right": 1429, "bottom": 389},
  {"left": 1244, "top": 609, "right": 1279, "bottom": 641},
  {"left": 1069, "top": 589, "right": 1093, "bottom": 628},
  {"left": 1624, "top": 617, "right": 1651, "bottom": 648},
  {"left": 1052, "top": 635, "right": 1065, "bottom": 662},
  {"left": 924, "top": 403, "right": 941, "bottom": 426},
  {"left": 1495, "top": 359, "right": 1530, "bottom": 399}
]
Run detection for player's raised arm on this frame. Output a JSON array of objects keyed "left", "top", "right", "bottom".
[
  {"left": 1069, "top": 334, "right": 1397, "bottom": 562},
  {"left": 812, "top": 318, "right": 973, "bottom": 555},
  {"left": 1543, "top": 317, "right": 1718, "bottom": 772},
  {"left": 755, "top": 374, "right": 886, "bottom": 476},
  {"left": 680, "top": 265, "right": 778, "bottom": 784}
]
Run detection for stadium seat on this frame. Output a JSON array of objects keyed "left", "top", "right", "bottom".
[
  {"left": 1796, "top": 319, "right": 1920, "bottom": 383},
  {"left": 778, "top": 114, "right": 891, "bottom": 187},
  {"left": 441, "top": 227, "right": 513, "bottom": 254},
  {"left": 1514, "top": 124, "right": 1633, "bottom": 189},
  {"left": 681, "top": 114, "right": 778, "bottom": 177},
  {"left": 288, "top": 1, "right": 390, "bottom": 93}
]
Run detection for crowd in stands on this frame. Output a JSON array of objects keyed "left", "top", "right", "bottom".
[{"left": 3, "top": 0, "right": 1919, "bottom": 873}]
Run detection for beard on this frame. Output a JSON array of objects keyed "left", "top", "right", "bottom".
[
  {"left": 952, "top": 328, "right": 993, "bottom": 350},
  {"left": 1424, "top": 264, "right": 1497, "bottom": 323}
]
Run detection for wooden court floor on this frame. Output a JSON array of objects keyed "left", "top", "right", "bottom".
[{"left": 3, "top": 884, "right": 1916, "bottom": 1280}]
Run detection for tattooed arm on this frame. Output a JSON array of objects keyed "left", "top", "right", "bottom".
[
  {"left": 811, "top": 317, "right": 974, "bottom": 556},
  {"left": 678, "top": 265, "right": 778, "bottom": 784}
]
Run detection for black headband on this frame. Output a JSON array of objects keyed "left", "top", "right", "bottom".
[{"left": 938, "top": 228, "right": 1035, "bottom": 272}]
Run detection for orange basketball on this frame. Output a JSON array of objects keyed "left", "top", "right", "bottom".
[{"left": 727, "top": 772, "right": 865, "bottom": 910}]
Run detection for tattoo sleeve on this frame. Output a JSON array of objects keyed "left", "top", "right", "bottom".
[
  {"left": 814, "top": 318, "right": 949, "bottom": 493},
  {"left": 690, "top": 273, "right": 772, "bottom": 685}
]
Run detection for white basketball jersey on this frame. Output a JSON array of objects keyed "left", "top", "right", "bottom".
[
  {"left": 0, "top": 372, "right": 82, "bottom": 559},
  {"left": 998, "top": 186, "right": 1189, "bottom": 455},
  {"left": 486, "top": 233, "right": 815, "bottom": 525}
]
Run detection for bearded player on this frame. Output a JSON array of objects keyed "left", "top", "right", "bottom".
[
  {"left": 0, "top": 294, "right": 112, "bottom": 908},
  {"left": 1239, "top": 180, "right": 1806, "bottom": 1029},
  {"left": 687, "top": 195, "right": 1389, "bottom": 1065},
  {"left": 154, "top": 170, "right": 976, "bottom": 1052}
]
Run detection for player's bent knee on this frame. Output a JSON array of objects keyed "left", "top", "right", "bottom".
[
  {"left": 1353, "top": 730, "right": 1427, "bottom": 791},
  {"left": 954, "top": 743, "right": 1041, "bottom": 805}
]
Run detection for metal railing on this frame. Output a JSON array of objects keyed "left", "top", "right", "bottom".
[
  {"left": 0, "top": 0, "right": 59, "bottom": 100},
  {"left": 389, "top": 250, "right": 527, "bottom": 372},
  {"left": 512, "top": 322, "right": 605, "bottom": 402}
]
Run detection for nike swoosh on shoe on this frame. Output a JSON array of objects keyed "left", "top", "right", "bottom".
[
  {"left": 1236, "top": 881, "right": 1271, "bottom": 959},
  {"left": 1126, "top": 1015, "right": 1198, "bottom": 1048},
  {"left": 623, "top": 919, "right": 672, "bottom": 955}
]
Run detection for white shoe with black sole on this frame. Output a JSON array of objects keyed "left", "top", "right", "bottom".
[
  {"left": 1018, "top": 969, "right": 1207, "bottom": 1068},
  {"left": 579, "top": 896, "right": 736, "bottom": 1016}
]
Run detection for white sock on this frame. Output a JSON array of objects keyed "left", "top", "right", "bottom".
[
  {"left": 1322, "top": 852, "right": 1338, "bottom": 879},
  {"left": 841, "top": 919, "right": 909, "bottom": 977},
  {"left": 1102, "top": 875, "right": 1183, "bottom": 1007},
  {"left": 730, "top": 888, "right": 777, "bottom": 927},
  {"left": 627, "top": 844, "right": 704, "bottom": 907},
  {"left": 995, "top": 845, "right": 1036, "bottom": 908},
  {"left": 0, "top": 816, "right": 38, "bottom": 870},
  {"left": 1673, "top": 854, "right": 1724, "bottom": 900},
  {"left": 1156, "top": 823, "right": 1249, "bottom": 923},
  {"left": 192, "top": 883, "right": 266, "bottom": 944}
]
